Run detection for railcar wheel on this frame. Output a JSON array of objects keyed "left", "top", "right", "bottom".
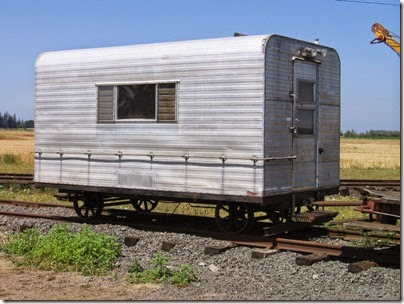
[
  {"left": 132, "top": 199, "right": 158, "bottom": 212},
  {"left": 73, "top": 193, "right": 103, "bottom": 220},
  {"left": 215, "top": 203, "right": 254, "bottom": 234}
]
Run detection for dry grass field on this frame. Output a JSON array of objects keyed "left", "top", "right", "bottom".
[
  {"left": 0, "top": 130, "right": 33, "bottom": 173},
  {"left": 0, "top": 129, "right": 400, "bottom": 179},
  {"left": 340, "top": 138, "right": 400, "bottom": 179}
]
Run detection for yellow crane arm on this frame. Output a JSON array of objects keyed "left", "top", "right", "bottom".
[{"left": 371, "top": 23, "right": 400, "bottom": 56}]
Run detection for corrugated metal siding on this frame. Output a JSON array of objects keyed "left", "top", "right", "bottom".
[
  {"left": 264, "top": 36, "right": 293, "bottom": 195},
  {"left": 317, "top": 46, "right": 341, "bottom": 188},
  {"left": 34, "top": 36, "right": 267, "bottom": 197},
  {"left": 264, "top": 35, "right": 340, "bottom": 194}
]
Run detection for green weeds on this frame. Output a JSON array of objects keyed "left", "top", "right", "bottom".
[
  {"left": 127, "top": 252, "right": 198, "bottom": 286},
  {"left": 1, "top": 224, "right": 122, "bottom": 276},
  {"left": 349, "top": 231, "right": 397, "bottom": 249},
  {"left": 1, "top": 153, "right": 20, "bottom": 165}
]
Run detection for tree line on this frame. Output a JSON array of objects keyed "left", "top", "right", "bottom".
[
  {"left": 341, "top": 129, "right": 400, "bottom": 139},
  {"left": 0, "top": 112, "right": 34, "bottom": 129}
]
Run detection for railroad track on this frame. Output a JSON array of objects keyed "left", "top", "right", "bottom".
[
  {"left": 0, "top": 199, "right": 399, "bottom": 265},
  {"left": 340, "top": 179, "right": 400, "bottom": 187},
  {"left": 0, "top": 173, "right": 34, "bottom": 184}
]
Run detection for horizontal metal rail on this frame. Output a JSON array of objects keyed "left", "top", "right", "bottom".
[
  {"left": 33, "top": 149, "right": 296, "bottom": 164},
  {"left": 275, "top": 237, "right": 343, "bottom": 256},
  {"left": 233, "top": 236, "right": 400, "bottom": 264},
  {"left": 340, "top": 179, "right": 400, "bottom": 187},
  {"left": 313, "top": 201, "right": 363, "bottom": 207},
  {"left": 0, "top": 199, "right": 71, "bottom": 209}
]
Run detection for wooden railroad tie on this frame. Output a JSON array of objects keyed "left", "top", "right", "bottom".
[
  {"left": 204, "top": 244, "right": 236, "bottom": 256},
  {"left": 124, "top": 236, "right": 140, "bottom": 247},
  {"left": 251, "top": 248, "right": 279, "bottom": 259},
  {"left": 295, "top": 253, "right": 330, "bottom": 266},
  {"left": 161, "top": 241, "right": 177, "bottom": 252},
  {"left": 348, "top": 261, "right": 378, "bottom": 273}
]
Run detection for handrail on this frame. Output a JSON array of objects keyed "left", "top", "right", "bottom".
[{"left": 33, "top": 149, "right": 296, "bottom": 164}]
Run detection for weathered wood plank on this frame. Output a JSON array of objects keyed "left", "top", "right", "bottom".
[{"left": 343, "top": 221, "right": 400, "bottom": 233}]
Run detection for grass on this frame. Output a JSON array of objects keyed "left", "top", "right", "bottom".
[
  {"left": 0, "top": 224, "right": 122, "bottom": 276},
  {"left": 154, "top": 202, "right": 215, "bottom": 217},
  {"left": 127, "top": 251, "right": 199, "bottom": 286},
  {"left": 340, "top": 138, "right": 400, "bottom": 180},
  {"left": 307, "top": 193, "right": 367, "bottom": 224},
  {"left": 349, "top": 231, "right": 397, "bottom": 248},
  {"left": 0, "top": 184, "right": 60, "bottom": 204},
  {"left": 0, "top": 129, "right": 34, "bottom": 174}
]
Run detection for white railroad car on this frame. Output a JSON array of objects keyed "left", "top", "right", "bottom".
[{"left": 34, "top": 34, "right": 340, "bottom": 233}]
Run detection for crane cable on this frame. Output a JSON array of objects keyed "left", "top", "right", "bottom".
[{"left": 335, "top": 0, "right": 399, "bottom": 6}]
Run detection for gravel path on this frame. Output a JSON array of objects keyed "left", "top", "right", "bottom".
[{"left": 0, "top": 205, "right": 400, "bottom": 301}]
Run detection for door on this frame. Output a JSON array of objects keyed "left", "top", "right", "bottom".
[{"left": 291, "top": 59, "right": 319, "bottom": 190}]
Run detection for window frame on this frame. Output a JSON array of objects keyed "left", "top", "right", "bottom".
[{"left": 96, "top": 80, "right": 179, "bottom": 124}]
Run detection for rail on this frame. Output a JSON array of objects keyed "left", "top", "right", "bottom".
[
  {"left": 340, "top": 179, "right": 400, "bottom": 187},
  {"left": 33, "top": 149, "right": 296, "bottom": 164}
]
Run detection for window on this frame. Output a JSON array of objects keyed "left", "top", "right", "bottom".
[
  {"left": 298, "top": 81, "right": 314, "bottom": 103},
  {"left": 97, "top": 82, "right": 177, "bottom": 123},
  {"left": 297, "top": 109, "right": 314, "bottom": 135},
  {"left": 117, "top": 84, "right": 156, "bottom": 120},
  {"left": 157, "top": 83, "right": 176, "bottom": 121},
  {"left": 97, "top": 86, "right": 114, "bottom": 122}
]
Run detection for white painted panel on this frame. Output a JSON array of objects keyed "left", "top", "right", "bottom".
[{"left": 35, "top": 35, "right": 267, "bottom": 197}]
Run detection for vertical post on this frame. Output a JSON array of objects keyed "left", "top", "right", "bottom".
[
  {"left": 315, "top": 64, "right": 320, "bottom": 187},
  {"left": 291, "top": 59, "right": 297, "bottom": 195},
  {"left": 291, "top": 194, "right": 296, "bottom": 222}
]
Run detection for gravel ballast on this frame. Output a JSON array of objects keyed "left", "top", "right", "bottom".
[{"left": 0, "top": 206, "right": 400, "bottom": 301}]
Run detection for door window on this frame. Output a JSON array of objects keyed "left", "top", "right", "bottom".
[
  {"left": 298, "top": 81, "right": 315, "bottom": 103},
  {"left": 297, "top": 109, "right": 314, "bottom": 135}
]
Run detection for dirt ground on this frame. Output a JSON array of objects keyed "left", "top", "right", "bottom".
[
  {"left": 0, "top": 254, "right": 161, "bottom": 300},
  {"left": 0, "top": 233, "right": 159, "bottom": 300}
]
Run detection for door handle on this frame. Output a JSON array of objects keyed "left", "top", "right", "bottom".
[{"left": 265, "top": 155, "right": 297, "bottom": 161}]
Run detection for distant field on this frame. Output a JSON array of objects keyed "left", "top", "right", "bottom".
[
  {"left": 340, "top": 138, "right": 400, "bottom": 179},
  {"left": 0, "top": 129, "right": 33, "bottom": 174},
  {"left": 0, "top": 129, "right": 400, "bottom": 179}
]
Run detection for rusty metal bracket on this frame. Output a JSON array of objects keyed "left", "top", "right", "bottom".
[
  {"left": 182, "top": 154, "right": 190, "bottom": 162},
  {"left": 148, "top": 152, "right": 155, "bottom": 161},
  {"left": 219, "top": 155, "right": 227, "bottom": 164},
  {"left": 57, "top": 150, "right": 64, "bottom": 159},
  {"left": 250, "top": 155, "right": 259, "bottom": 165},
  {"left": 84, "top": 151, "right": 92, "bottom": 160},
  {"left": 115, "top": 151, "right": 123, "bottom": 160}
]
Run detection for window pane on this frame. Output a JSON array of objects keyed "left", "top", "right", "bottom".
[
  {"left": 117, "top": 84, "right": 156, "bottom": 119},
  {"left": 298, "top": 109, "right": 314, "bottom": 135},
  {"left": 298, "top": 81, "right": 314, "bottom": 103},
  {"left": 97, "top": 86, "right": 114, "bottom": 122},
  {"left": 158, "top": 83, "right": 176, "bottom": 122}
]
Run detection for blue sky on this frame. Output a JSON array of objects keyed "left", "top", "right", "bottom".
[{"left": 0, "top": 0, "right": 400, "bottom": 131}]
